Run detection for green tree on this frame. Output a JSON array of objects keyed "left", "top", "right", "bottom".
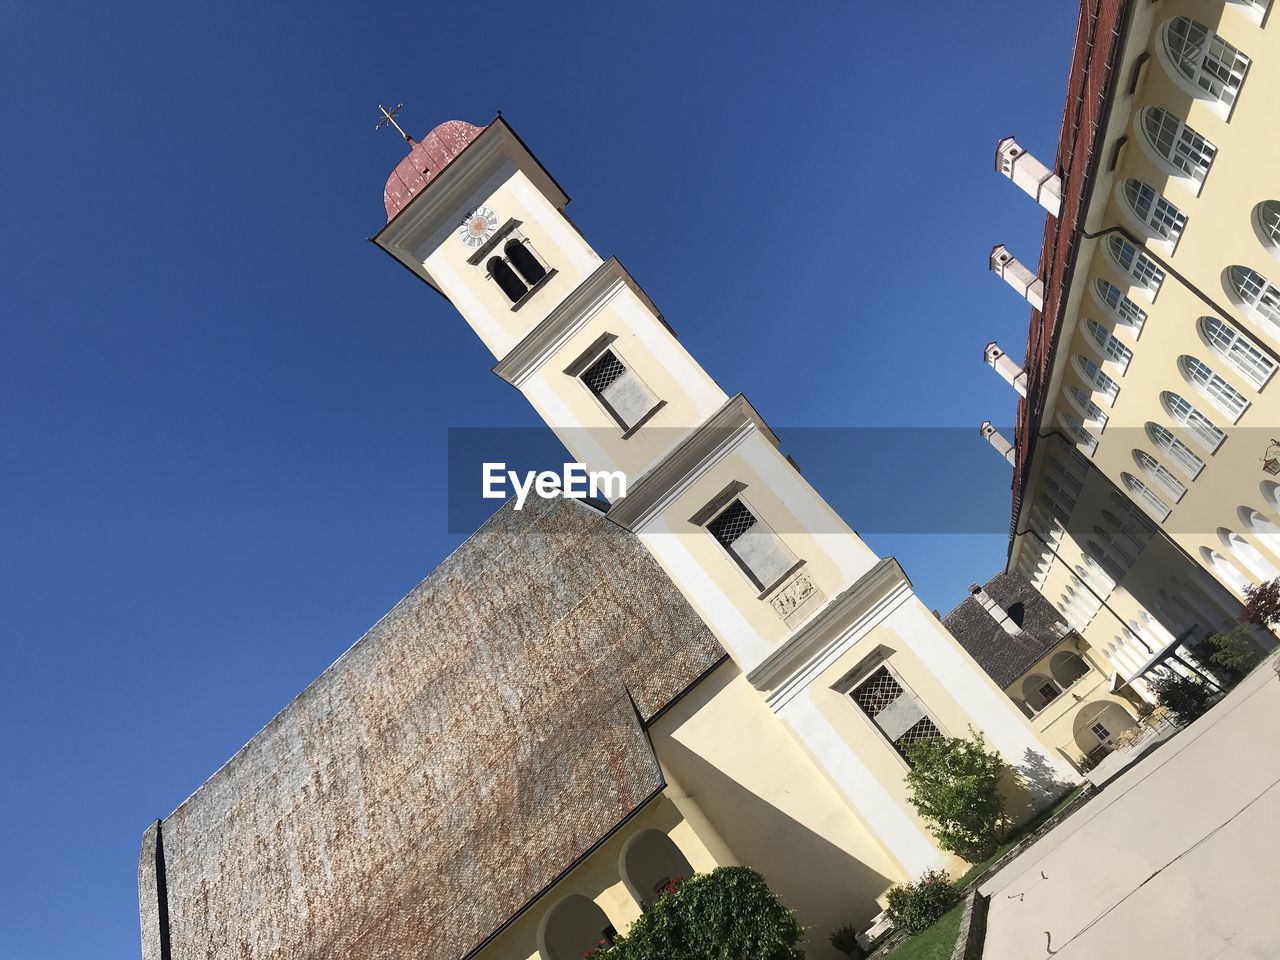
[
  {"left": 598, "top": 867, "right": 804, "bottom": 960},
  {"left": 1204, "top": 624, "right": 1261, "bottom": 681},
  {"left": 904, "top": 729, "right": 1007, "bottom": 862},
  {"left": 1150, "top": 671, "right": 1213, "bottom": 725}
]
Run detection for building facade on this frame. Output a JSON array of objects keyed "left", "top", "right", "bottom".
[{"left": 981, "top": 0, "right": 1280, "bottom": 691}]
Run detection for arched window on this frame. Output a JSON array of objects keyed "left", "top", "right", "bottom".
[
  {"left": 1160, "top": 391, "right": 1225, "bottom": 451},
  {"left": 1106, "top": 235, "right": 1165, "bottom": 295},
  {"left": 1086, "top": 540, "right": 1126, "bottom": 582},
  {"left": 1162, "top": 17, "right": 1250, "bottom": 108},
  {"left": 1058, "top": 411, "right": 1098, "bottom": 453},
  {"left": 1110, "top": 490, "right": 1157, "bottom": 534},
  {"left": 1093, "top": 279, "right": 1148, "bottom": 330},
  {"left": 1146, "top": 423, "right": 1205, "bottom": 478},
  {"left": 1179, "top": 356, "right": 1249, "bottom": 420},
  {"left": 1139, "top": 107, "right": 1217, "bottom": 185},
  {"left": 1051, "top": 651, "right": 1090, "bottom": 689},
  {"left": 1253, "top": 201, "right": 1280, "bottom": 257},
  {"left": 1198, "top": 315, "right": 1275, "bottom": 387},
  {"left": 1075, "top": 355, "right": 1119, "bottom": 404},
  {"left": 1122, "top": 179, "right": 1187, "bottom": 245},
  {"left": 1135, "top": 450, "right": 1187, "bottom": 501},
  {"left": 1085, "top": 318, "right": 1134, "bottom": 370},
  {"left": 1123, "top": 472, "right": 1172, "bottom": 521},
  {"left": 488, "top": 255, "right": 528, "bottom": 303},
  {"left": 1094, "top": 525, "right": 1135, "bottom": 567},
  {"left": 1239, "top": 506, "right": 1280, "bottom": 559},
  {"left": 1022, "top": 674, "right": 1061, "bottom": 712},
  {"left": 1043, "top": 476, "right": 1077, "bottom": 512},
  {"left": 1102, "top": 509, "right": 1145, "bottom": 552},
  {"left": 1081, "top": 554, "right": 1117, "bottom": 591},
  {"left": 620, "top": 830, "right": 694, "bottom": 910},
  {"left": 1226, "top": 266, "right": 1280, "bottom": 327},
  {"left": 505, "top": 239, "right": 547, "bottom": 286},
  {"left": 1049, "top": 456, "right": 1084, "bottom": 494},
  {"left": 1201, "top": 546, "right": 1251, "bottom": 597},
  {"left": 1068, "top": 385, "right": 1109, "bottom": 428},
  {"left": 540, "top": 896, "right": 617, "bottom": 960},
  {"left": 1221, "top": 529, "right": 1280, "bottom": 580}
]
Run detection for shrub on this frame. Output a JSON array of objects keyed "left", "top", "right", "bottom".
[
  {"left": 885, "top": 870, "right": 961, "bottom": 936},
  {"left": 1205, "top": 625, "right": 1261, "bottom": 681},
  {"left": 603, "top": 866, "right": 804, "bottom": 960},
  {"left": 828, "top": 924, "right": 865, "bottom": 959},
  {"left": 904, "top": 729, "right": 1007, "bottom": 862},
  {"left": 1241, "top": 577, "right": 1280, "bottom": 629},
  {"left": 1150, "top": 671, "right": 1213, "bottom": 726}
]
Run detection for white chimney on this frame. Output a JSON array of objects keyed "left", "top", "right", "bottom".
[
  {"left": 990, "top": 244, "right": 1045, "bottom": 312},
  {"left": 981, "top": 420, "right": 1016, "bottom": 466},
  {"left": 984, "top": 341, "right": 1028, "bottom": 397},
  {"left": 969, "top": 583, "right": 1023, "bottom": 636},
  {"left": 995, "top": 136, "right": 1062, "bottom": 216}
]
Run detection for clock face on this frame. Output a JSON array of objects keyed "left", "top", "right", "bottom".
[{"left": 458, "top": 206, "right": 499, "bottom": 247}]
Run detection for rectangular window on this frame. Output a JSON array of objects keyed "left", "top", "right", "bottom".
[
  {"left": 580, "top": 348, "right": 660, "bottom": 432},
  {"left": 705, "top": 497, "right": 798, "bottom": 591},
  {"left": 849, "top": 665, "right": 942, "bottom": 762}
]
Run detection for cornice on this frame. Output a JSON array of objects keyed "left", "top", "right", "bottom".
[
  {"left": 606, "top": 394, "right": 781, "bottom": 533},
  {"left": 747, "top": 557, "right": 914, "bottom": 710}
]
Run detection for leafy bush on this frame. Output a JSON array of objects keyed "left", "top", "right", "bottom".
[
  {"left": 904, "top": 729, "right": 1007, "bottom": 862},
  {"left": 885, "top": 870, "right": 961, "bottom": 936},
  {"left": 1241, "top": 577, "right": 1280, "bottom": 628},
  {"left": 601, "top": 867, "right": 803, "bottom": 960},
  {"left": 1150, "top": 671, "right": 1213, "bottom": 726},
  {"left": 1205, "top": 625, "right": 1261, "bottom": 681},
  {"left": 828, "top": 923, "right": 865, "bottom": 959}
]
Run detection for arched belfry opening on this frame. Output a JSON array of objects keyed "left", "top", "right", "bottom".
[
  {"left": 488, "top": 255, "right": 529, "bottom": 302},
  {"left": 506, "top": 238, "right": 547, "bottom": 286},
  {"left": 619, "top": 829, "right": 694, "bottom": 910}
]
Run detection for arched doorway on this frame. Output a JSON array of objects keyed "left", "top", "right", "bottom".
[
  {"left": 540, "top": 895, "right": 616, "bottom": 960},
  {"left": 620, "top": 829, "right": 694, "bottom": 910},
  {"left": 1073, "top": 702, "right": 1137, "bottom": 756}
]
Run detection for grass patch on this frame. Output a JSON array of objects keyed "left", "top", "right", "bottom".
[
  {"left": 951, "top": 784, "right": 1085, "bottom": 890},
  {"left": 870, "top": 903, "right": 964, "bottom": 960}
]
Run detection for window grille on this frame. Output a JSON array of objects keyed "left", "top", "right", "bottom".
[
  {"left": 1136, "top": 450, "right": 1187, "bottom": 500},
  {"left": 1160, "top": 391, "right": 1225, "bottom": 451},
  {"left": 1094, "top": 279, "right": 1149, "bottom": 330},
  {"left": 1086, "top": 319, "right": 1133, "bottom": 369},
  {"left": 582, "top": 351, "right": 626, "bottom": 396},
  {"left": 1199, "top": 316, "right": 1274, "bottom": 387},
  {"left": 1123, "top": 179, "right": 1187, "bottom": 244},
  {"left": 1076, "top": 355, "right": 1119, "bottom": 403},
  {"left": 1069, "top": 385, "right": 1109, "bottom": 427},
  {"left": 1147, "top": 423, "right": 1205, "bottom": 477},
  {"left": 1180, "top": 356, "right": 1249, "bottom": 419},
  {"left": 1164, "top": 17, "right": 1250, "bottom": 107},
  {"left": 850, "top": 666, "right": 942, "bottom": 762},
  {"left": 1141, "top": 107, "right": 1216, "bottom": 182},
  {"left": 1091, "top": 721, "right": 1111, "bottom": 741},
  {"left": 1108, "top": 491, "right": 1157, "bottom": 535},
  {"left": 1254, "top": 201, "right": 1280, "bottom": 254},
  {"left": 1107, "top": 235, "right": 1165, "bottom": 294},
  {"left": 707, "top": 499, "right": 757, "bottom": 547},
  {"left": 1123, "top": 473, "right": 1172, "bottom": 521},
  {"left": 1094, "top": 526, "right": 1135, "bottom": 567},
  {"left": 1227, "top": 266, "right": 1280, "bottom": 327},
  {"left": 1059, "top": 411, "right": 1098, "bottom": 453}
]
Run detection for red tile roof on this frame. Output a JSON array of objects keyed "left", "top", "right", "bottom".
[{"left": 383, "top": 119, "right": 486, "bottom": 221}]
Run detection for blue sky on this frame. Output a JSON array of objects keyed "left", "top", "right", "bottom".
[{"left": 0, "top": 2, "right": 1079, "bottom": 955}]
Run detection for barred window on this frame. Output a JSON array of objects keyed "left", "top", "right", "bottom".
[
  {"left": 1123, "top": 472, "right": 1172, "bottom": 521},
  {"left": 1146, "top": 423, "right": 1205, "bottom": 478},
  {"left": 1123, "top": 179, "right": 1187, "bottom": 245},
  {"left": 1085, "top": 319, "right": 1134, "bottom": 370},
  {"left": 1226, "top": 266, "right": 1280, "bottom": 328},
  {"left": 1058, "top": 410, "right": 1098, "bottom": 454},
  {"left": 849, "top": 665, "right": 942, "bottom": 763},
  {"left": 1253, "top": 201, "right": 1280, "bottom": 256},
  {"left": 1068, "top": 385, "right": 1109, "bottom": 428},
  {"left": 1180, "top": 355, "right": 1249, "bottom": 420},
  {"left": 1135, "top": 450, "right": 1187, "bottom": 501},
  {"left": 1093, "top": 279, "right": 1148, "bottom": 330},
  {"left": 1140, "top": 107, "right": 1216, "bottom": 184},
  {"left": 1198, "top": 316, "right": 1275, "bottom": 387},
  {"left": 1106, "top": 235, "right": 1165, "bottom": 295},
  {"left": 1160, "top": 391, "right": 1225, "bottom": 451},
  {"left": 1163, "top": 17, "right": 1250, "bottom": 108},
  {"left": 579, "top": 348, "right": 660, "bottom": 431},
  {"left": 705, "top": 497, "right": 797, "bottom": 591},
  {"left": 1075, "top": 355, "right": 1120, "bottom": 404}
]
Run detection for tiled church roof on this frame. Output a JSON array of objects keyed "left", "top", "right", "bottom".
[
  {"left": 941, "top": 572, "right": 1069, "bottom": 689},
  {"left": 142, "top": 495, "right": 724, "bottom": 960}
]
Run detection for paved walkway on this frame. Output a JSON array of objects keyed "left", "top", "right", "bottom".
[{"left": 980, "top": 662, "right": 1280, "bottom": 959}]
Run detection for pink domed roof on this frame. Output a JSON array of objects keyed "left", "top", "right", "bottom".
[{"left": 383, "top": 119, "right": 486, "bottom": 221}]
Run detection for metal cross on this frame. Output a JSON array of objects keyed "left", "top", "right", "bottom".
[{"left": 376, "top": 103, "right": 412, "bottom": 143}]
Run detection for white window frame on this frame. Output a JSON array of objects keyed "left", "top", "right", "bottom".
[
  {"left": 1136, "top": 106, "right": 1217, "bottom": 193},
  {"left": 1198, "top": 315, "right": 1275, "bottom": 388},
  {"left": 1159, "top": 17, "right": 1251, "bottom": 117},
  {"left": 698, "top": 491, "right": 800, "bottom": 594},
  {"left": 1123, "top": 472, "right": 1172, "bottom": 522},
  {"left": 1067, "top": 385, "right": 1109, "bottom": 430},
  {"left": 1058, "top": 410, "right": 1098, "bottom": 454},
  {"left": 1226, "top": 266, "right": 1280, "bottom": 330},
  {"left": 1146, "top": 423, "right": 1205, "bottom": 479},
  {"left": 1180, "top": 355, "right": 1249, "bottom": 422},
  {"left": 1075, "top": 354, "right": 1120, "bottom": 405},
  {"left": 1120, "top": 179, "right": 1187, "bottom": 249},
  {"left": 1160, "top": 391, "right": 1225, "bottom": 452},
  {"left": 1106, "top": 235, "right": 1165, "bottom": 298},
  {"left": 844, "top": 660, "right": 944, "bottom": 766},
  {"left": 1252, "top": 201, "right": 1280, "bottom": 259},
  {"left": 1085, "top": 318, "right": 1134, "bottom": 371},
  {"left": 1092, "top": 278, "right": 1148, "bottom": 332},
  {"left": 1135, "top": 450, "right": 1188, "bottom": 502},
  {"left": 567, "top": 337, "right": 664, "bottom": 436}
]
